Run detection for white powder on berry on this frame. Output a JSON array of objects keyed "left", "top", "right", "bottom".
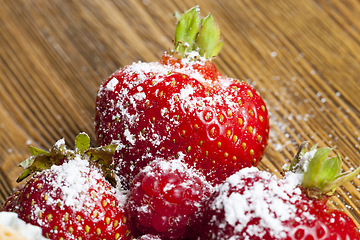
[
  {"left": 124, "top": 129, "right": 136, "bottom": 145},
  {"left": 133, "top": 92, "right": 146, "bottom": 101},
  {"left": 210, "top": 167, "right": 309, "bottom": 239},
  {"left": 179, "top": 85, "right": 196, "bottom": 107},
  {"left": 32, "top": 156, "right": 126, "bottom": 213},
  {"left": 163, "top": 183, "right": 176, "bottom": 192},
  {"left": 143, "top": 157, "right": 185, "bottom": 173},
  {"left": 105, "top": 77, "right": 119, "bottom": 92},
  {"left": 142, "top": 156, "right": 211, "bottom": 189},
  {"left": 47, "top": 157, "right": 96, "bottom": 208}
]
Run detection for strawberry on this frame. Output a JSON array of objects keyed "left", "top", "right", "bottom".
[
  {"left": 200, "top": 143, "right": 360, "bottom": 239},
  {"left": 95, "top": 7, "right": 269, "bottom": 187},
  {"left": 126, "top": 157, "right": 213, "bottom": 240},
  {"left": 1, "top": 133, "right": 140, "bottom": 240}
]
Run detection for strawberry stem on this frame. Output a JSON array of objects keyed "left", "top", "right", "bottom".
[
  {"left": 285, "top": 142, "right": 360, "bottom": 197},
  {"left": 174, "top": 6, "right": 223, "bottom": 59},
  {"left": 17, "top": 133, "right": 118, "bottom": 183}
]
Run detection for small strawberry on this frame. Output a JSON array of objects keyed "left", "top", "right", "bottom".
[
  {"left": 95, "top": 7, "right": 269, "bottom": 187},
  {"left": 126, "top": 157, "right": 213, "bottom": 240},
  {"left": 1, "top": 133, "right": 139, "bottom": 240},
  {"left": 201, "top": 142, "right": 360, "bottom": 240}
]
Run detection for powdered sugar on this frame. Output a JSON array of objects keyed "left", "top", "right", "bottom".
[
  {"left": 142, "top": 156, "right": 196, "bottom": 177},
  {"left": 124, "top": 128, "right": 136, "bottom": 145},
  {"left": 209, "top": 167, "right": 309, "bottom": 239},
  {"left": 133, "top": 91, "right": 146, "bottom": 102},
  {"left": 48, "top": 157, "right": 93, "bottom": 208},
  {"left": 140, "top": 157, "right": 214, "bottom": 198},
  {"left": 105, "top": 77, "right": 119, "bottom": 92},
  {"left": 31, "top": 156, "right": 126, "bottom": 212}
]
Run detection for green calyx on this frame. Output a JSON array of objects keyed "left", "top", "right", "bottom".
[
  {"left": 174, "top": 6, "right": 223, "bottom": 59},
  {"left": 17, "top": 133, "right": 118, "bottom": 184},
  {"left": 286, "top": 142, "right": 360, "bottom": 197}
]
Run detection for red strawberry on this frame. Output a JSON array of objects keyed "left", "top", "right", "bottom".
[
  {"left": 126, "top": 157, "right": 213, "bottom": 240},
  {"left": 200, "top": 143, "right": 360, "bottom": 240},
  {"left": 95, "top": 7, "right": 269, "bottom": 187},
  {"left": 1, "top": 133, "right": 139, "bottom": 240}
]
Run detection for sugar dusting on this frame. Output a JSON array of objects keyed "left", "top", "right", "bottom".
[
  {"left": 30, "top": 156, "right": 127, "bottom": 213},
  {"left": 141, "top": 154, "right": 211, "bottom": 189},
  {"left": 45, "top": 157, "right": 98, "bottom": 208},
  {"left": 209, "top": 167, "right": 309, "bottom": 239},
  {"left": 105, "top": 77, "right": 119, "bottom": 91}
]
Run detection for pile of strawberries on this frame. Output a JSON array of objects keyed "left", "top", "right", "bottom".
[{"left": 1, "top": 6, "right": 360, "bottom": 240}]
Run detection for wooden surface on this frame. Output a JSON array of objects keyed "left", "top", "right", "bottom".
[{"left": 0, "top": 0, "right": 360, "bottom": 228}]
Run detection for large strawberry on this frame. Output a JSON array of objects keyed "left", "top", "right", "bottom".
[
  {"left": 200, "top": 142, "right": 360, "bottom": 239},
  {"left": 1, "top": 133, "right": 140, "bottom": 240},
  {"left": 95, "top": 7, "right": 269, "bottom": 187}
]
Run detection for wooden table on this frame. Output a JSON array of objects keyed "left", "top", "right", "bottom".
[{"left": 1, "top": 0, "right": 360, "bottom": 228}]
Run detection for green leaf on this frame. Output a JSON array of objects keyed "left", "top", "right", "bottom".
[
  {"left": 322, "top": 167, "right": 360, "bottom": 193},
  {"left": 102, "top": 143, "right": 118, "bottom": 153},
  {"left": 85, "top": 144, "right": 118, "bottom": 167},
  {"left": 174, "top": 6, "right": 200, "bottom": 53},
  {"left": 302, "top": 148, "right": 331, "bottom": 188},
  {"left": 17, "top": 169, "right": 32, "bottom": 182},
  {"left": 17, "top": 155, "right": 54, "bottom": 182},
  {"left": 196, "top": 14, "right": 220, "bottom": 58},
  {"left": 75, "top": 133, "right": 90, "bottom": 155},
  {"left": 210, "top": 41, "right": 224, "bottom": 58},
  {"left": 310, "top": 143, "right": 319, "bottom": 151},
  {"left": 28, "top": 155, "right": 55, "bottom": 170},
  {"left": 18, "top": 156, "right": 36, "bottom": 169},
  {"left": 316, "top": 155, "right": 341, "bottom": 189},
  {"left": 28, "top": 145, "right": 51, "bottom": 157}
]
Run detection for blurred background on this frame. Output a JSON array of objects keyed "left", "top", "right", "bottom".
[{"left": 0, "top": 0, "right": 360, "bottom": 226}]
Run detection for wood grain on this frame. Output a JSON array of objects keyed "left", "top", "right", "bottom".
[{"left": 0, "top": 0, "right": 359, "bottom": 228}]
